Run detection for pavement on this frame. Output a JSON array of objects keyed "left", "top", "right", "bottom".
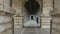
[
  {"left": 24, "top": 20, "right": 40, "bottom": 27},
  {"left": 14, "top": 28, "right": 50, "bottom": 34}
]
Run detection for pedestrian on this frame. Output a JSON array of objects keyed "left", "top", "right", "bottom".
[{"left": 36, "top": 17, "right": 38, "bottom": 24}]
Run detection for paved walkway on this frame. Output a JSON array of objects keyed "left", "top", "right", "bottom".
[
  {"left": 24, "top": 20, "right": 40, "bottom": 27},
  {"left": 14, "top": 28, "right": 50, "bottom": 34}
]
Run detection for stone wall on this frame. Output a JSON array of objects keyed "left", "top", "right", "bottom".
[
  {"left": 14, "top": 16, "right": 23, "bottom": 28},
  {"left": 0, "top": 0, "right": 15, "bottom": 34},
  {"left": 50, "top": 0, "right": 60, "bottom": 34},
  {"left": 51, "top": 17, "right": 60, "bottom": 34},
  {"left": 12, "top": 0, "right": 25, "bottom": 28},
  {"left": 0, "top": 0, "right": 10, "bottom": 6},
  {"left": 12, "top": 0, "right": 53, "bottom": 28},
  {"left": 43, "top": 0, "right": 53, "bottom": 16},
  {"left": 0, "top": 13, "right": 13, "bottom": 34},
  {"left": 54, "top": 0, "right": 60, "bottom": 9},
  {"left": 41, "top": 0, "right": 53, "bottom": 28},
  {"left": 41, "top": 16, "right": 51, "bottom": 28}
]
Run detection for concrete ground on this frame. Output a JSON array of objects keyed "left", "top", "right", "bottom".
[
  {"left": 24, "top": 20, "right": 40, "bottom": 27},
  {"left": 14, "top": 28, "right": 50, "bottom": 34}
]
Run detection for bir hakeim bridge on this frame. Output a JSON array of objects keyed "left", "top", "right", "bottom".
[{"left": 0, "top": 0, "right": 60, "bottom": 34}]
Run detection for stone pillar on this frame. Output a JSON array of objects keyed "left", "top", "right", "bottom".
[
  {"left": 0, "top": 12, "right": 14, "bottom": 34},
  {"left": 12, "top": 0, "right": 24, "bottom": 28}
]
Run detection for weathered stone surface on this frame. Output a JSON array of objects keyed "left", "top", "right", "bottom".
[
  {"left": 0, "top": 15, "right": 13, "bottom": 34},
  {"left": 14, "top": 28, "right": 50, "bottom": 34},
  {"left": 12, "top": 0, "right": 52, "bottom": 28},
  {"left": 0, "top": 0, "right": 15, "bottom": 34},
  {"left": 0, "top": 25, "right": 5, "bottom": 32},
  {"left": 51, "top": 17, "right": 60, "bottom": 34},
  {"left": 0, "top": 16, "right": 12, "bottom": 23},
  {"left": 14, "top": 17, "right": 23, "bottom": 28},
  {"left": 43, "top": 0, "right": 53, "bottom": 16}
]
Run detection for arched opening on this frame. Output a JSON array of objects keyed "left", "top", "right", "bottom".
[{"left": 23, "top": 0, "right": 40, "bottom": 27}]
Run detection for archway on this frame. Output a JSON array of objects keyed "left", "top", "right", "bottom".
[{"left": 23, "top": 0, "right": 41, "bottom": 27}]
